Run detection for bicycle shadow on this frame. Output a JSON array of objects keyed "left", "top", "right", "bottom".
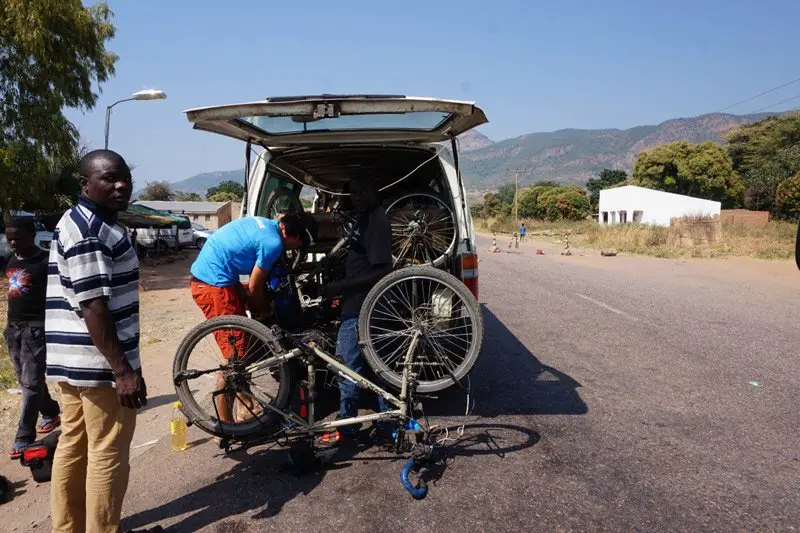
[
  {"left": 121, "top": 444, "right": 347, "bottom": 532},
  {"left": 423, "top": 305, "right": 588, "bottom": 418}
]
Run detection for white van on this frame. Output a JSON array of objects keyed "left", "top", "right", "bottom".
[{"left": 185, "top": 95, "right": 486, "bottom": 297}]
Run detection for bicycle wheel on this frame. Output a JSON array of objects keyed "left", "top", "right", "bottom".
[
  {"left": 173, "top": 315, "right": 296, "bottom": 439},
  {"left": 385, "top": 190, "right": 457, "bottom": 268},
  {"left": 359, "top": 266, "right": 483, "bottom": 393},
  {"left": 265, "top": 187, "right": 303, "bottom": 219}
]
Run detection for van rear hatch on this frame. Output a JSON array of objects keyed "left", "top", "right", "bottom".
[{"left": 185, "top": 95, "right": 487, "bottom": 146}]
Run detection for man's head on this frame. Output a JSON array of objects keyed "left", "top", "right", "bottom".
[
  {"left": 347, "top": 177, "right": 379, "bottom": 213},
  {"left": 79, "top": 149, "right": 133, "bottom": 212},
  {"left": 5, "top": 217, "right": 37, "bottom": 255},
  {"left": 279, "top": 212, "right": 319, "bottom": 250}
]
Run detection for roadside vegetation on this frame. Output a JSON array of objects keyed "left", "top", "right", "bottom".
[{"left": 0, "top": 287, "right": 13, "bottom": 387}]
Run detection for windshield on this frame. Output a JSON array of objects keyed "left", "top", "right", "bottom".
[
  {"left": 241, "top": 111, "right": 451, "bottom": 136},
  {"left": 192, "top": 223, "right": 209, "bottom": 231}
]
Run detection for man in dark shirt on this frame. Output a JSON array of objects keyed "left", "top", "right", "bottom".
[
  {"left": 2, "top": 217, "right": 60, "bottom": 458},
  {"left": 322, "top": 177, "right": 393, "bottom": 443}
]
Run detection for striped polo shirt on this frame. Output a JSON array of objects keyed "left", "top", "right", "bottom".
[{"left": 45, "top": 196, "right": 140, "bottom": 387}]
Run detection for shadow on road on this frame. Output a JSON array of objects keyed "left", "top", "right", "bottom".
[
  {"left": 425, "top": 305, "right": 588, "bottom": 417},
  {"left": 139, "top": 393, "right": 179, "bottom": 413}
]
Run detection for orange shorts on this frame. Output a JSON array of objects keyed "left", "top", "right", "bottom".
[{"left": 191, "top": 279, "right": 248, "bottom": 359}]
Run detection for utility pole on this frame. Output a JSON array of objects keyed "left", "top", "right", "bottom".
[{"left": 507, "top": 167, "right": 530, "bottom": 229}]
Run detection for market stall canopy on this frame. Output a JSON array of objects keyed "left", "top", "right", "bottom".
[{"left": 120, "top": 204, "right": 178, "bottom": 229}]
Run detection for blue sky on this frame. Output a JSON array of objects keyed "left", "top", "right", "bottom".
[{"left": 66, "top": 0, "right": 800, "bottom": 186}]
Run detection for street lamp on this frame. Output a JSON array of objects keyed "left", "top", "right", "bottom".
[{"left": 104, "top": 89, "right": 167, "bottom": 149}]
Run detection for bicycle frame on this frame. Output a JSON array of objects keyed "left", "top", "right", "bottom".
[{"left": 243, "top": 331, "right": 422, "bottom": 435}]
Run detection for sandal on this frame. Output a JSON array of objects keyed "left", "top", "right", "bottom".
[
  {"left": 9, "top": 441, "right": 30, "bottom": 460},
  {"left": 37, "top": 415, "right": 60, "bottom": 434}
]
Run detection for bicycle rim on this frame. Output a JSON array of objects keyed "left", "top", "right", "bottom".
[{"left": 386, "top": 192, "right": 457, "bottom": 268}]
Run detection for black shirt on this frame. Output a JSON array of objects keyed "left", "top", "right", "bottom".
[
  {"left": 341, "top": 206, "right": 392, "bottom": 317},
  {"left": 3, "top": 249, "right": 48, "bottom": 322}
]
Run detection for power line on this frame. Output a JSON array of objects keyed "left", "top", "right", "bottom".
[
  {"left": 716, "top": 76, "right": 800, "bottom": 113},
  {"left": 752, "top": 93, "right": 800, "bottom": 113}
]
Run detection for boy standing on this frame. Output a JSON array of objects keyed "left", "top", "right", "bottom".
[{"left": 2, "top": 217, "right": 60, "bottom": 459}]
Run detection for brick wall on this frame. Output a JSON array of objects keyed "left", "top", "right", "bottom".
[{"left": 720, "top": 209, "right": 770, "bottom": 226}]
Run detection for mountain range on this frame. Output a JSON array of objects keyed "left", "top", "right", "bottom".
[{"left": 161, "top": 111, "right": 779, "bottom": 195}]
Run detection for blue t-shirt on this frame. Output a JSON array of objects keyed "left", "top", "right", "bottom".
[{"left": 190, "top": 217, "right": 284, "bottom": 286}]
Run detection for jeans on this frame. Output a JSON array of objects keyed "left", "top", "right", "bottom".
[
  {"left": 337, "top": 316, "right": 391, "bottom": 435},
  {"left": 51, "top": 383, "right": 137, "bottom": 533},
  {"left": 4, "top": 322, "right": 60, "bottom": 443}
]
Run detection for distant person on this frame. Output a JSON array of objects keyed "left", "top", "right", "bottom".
[
  {"left": 519, "top": 222, "right": 527, "bottom": 242},
  {"left": 2, "top": 217, "right": 60, "bottom": 459},
  {"left": 189, "top": 213, "right": 318, "bottom": 422},
  {"left": 46, "top": 149, "right": 155, "bottom": 533}
]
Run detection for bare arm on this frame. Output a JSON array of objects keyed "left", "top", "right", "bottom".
[
  {"left": 80, "top": 297, "right": 147, "bottom": 409},
  {"left": 247, "top": 264, "right": 271, "bottom": 319}
]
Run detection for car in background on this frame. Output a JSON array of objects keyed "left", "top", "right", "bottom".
[{"left": 191, "top": 223, "right": 214, "bottom": 249}]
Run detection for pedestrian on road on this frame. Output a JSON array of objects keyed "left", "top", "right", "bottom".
[
  {"left": 519, "top": 222, "right": 527, "bottom": 242},
  {"left": 319, "top": 176, "right": 393, "bottom": 446},
  {"left": 46, "top": 149, "right": 150, "bottom": 533},
  {"left": 189, "top": 212, "right": 318, "bottom": 422},
  {"left": 2, "top": 217, "right": 61, "bottom": 459}
]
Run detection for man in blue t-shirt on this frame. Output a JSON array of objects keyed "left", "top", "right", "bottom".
[{"left": 189, "top": 212, "right": 317, "bottom": 423}]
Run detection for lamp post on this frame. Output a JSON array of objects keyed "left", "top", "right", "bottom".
[{"left": 104, "top": 89, "right": 167, "bottom": 149}]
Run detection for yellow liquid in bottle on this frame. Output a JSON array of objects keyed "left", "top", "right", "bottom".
[{"left": 171, "top": 418, "right": 187, "bottom": 451}]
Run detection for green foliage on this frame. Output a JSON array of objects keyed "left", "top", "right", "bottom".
[
  {"left": 206, "top": 180, "right": 244, "bottom": 200},
  {"left": 726, "top": 113, "right": 800, "bottom": 178},
  {"left": 739, "top": 143, "right": 800, "bottom": 212},
  {"left": 630, "top": 141, "right": 743, "bottom": 207},
  {"left": 495, "top": 183, "right": 517, "bottom": 205},
  {"left": 174, "top": 191, "right": 202, "bottom": 201},
  {"left": 536, "top": 185, "right": 592, "bottom": 221},
  {"left": 517, "top": 182, "right": 559, "bottom": 219},
  {"left": 775, "top": 171, "right": 800, "bottom": 221},
  {"left": 140, "top": 181, "right": 175, "bottom": 201},
  {"left": 0, "top": 0, "right": 117, "bottom": 222},
  {"left": 207, "top": 191, "right": 240, "bottom": 202},
  {"left": 586, "top": 169, "right": 627, "bottom": 207}
]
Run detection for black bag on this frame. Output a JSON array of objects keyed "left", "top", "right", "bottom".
[{"left": 20, "top": 430, "right": 60, "bottom": 483}]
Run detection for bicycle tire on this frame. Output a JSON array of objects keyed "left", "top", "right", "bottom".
[
  {"left": 358, "top": 265, "right": 484, "bottom": 393},
  {"left": 264, "top": 187, "right": 303, "bottom": 219},
  {"left": 384, "top": 190, "right": 457, "bottom": 268},
  {"left": 173, "top": 315, "right": 296, "bottom": 439}
]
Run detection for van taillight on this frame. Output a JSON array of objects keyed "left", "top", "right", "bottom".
[{"left": 459, "top": 253, "right": 479, "bottom": 299}]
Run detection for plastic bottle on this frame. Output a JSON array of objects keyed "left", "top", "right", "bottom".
[{"left": 171, "top": 401, "right": 187, "bottom": 452}]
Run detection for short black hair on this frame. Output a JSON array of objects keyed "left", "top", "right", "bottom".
[
  {"left": 345, "top": 176, "right": 379, "bottom": 195},
  {"left": 79, "top": 149, "right": 128, "bottom": 177},
  {"left": 7, "top": 216, "right": 36, "bottom": 235},
  {"left": 281, "top": 212, "right": 319, "bottom": 245}
]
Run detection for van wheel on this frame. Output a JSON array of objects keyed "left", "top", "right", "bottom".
[
  {"left": 384, "top": 190, "right": 457, "bottom": 268},
  {"left": 196, "top": 238, "right": 206, "bottom": 250},
  {"left": 265, "top": 187, "right": 303, "bottom": 219}
]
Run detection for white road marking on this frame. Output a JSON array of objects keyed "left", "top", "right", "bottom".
[{"left": 575, "top": 293, "right": 639, "bottom": 322}]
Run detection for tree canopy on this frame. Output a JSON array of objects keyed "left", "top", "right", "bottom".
[
  {"left": 630, "top": 141, "right": 743, "bottom": 207},
  {"left": 175, "top": 191, "right": 202, "bottom": 201},
  {"left": 139, "top": 181, "right": 175, "bottom": 201},
  {"left": 206, "top": 180, "right": 244, "bottom": 201},
  {"left": 775, "top": 171, "right": 800, "bottom": 221},
  {"left": 0, "top": 0, "right": 117, "bottom": 221}
]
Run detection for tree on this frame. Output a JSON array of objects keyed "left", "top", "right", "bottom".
[
  {"left": 206, "top": 180, "right": 244, "bottom": 200},
  {"left": 630, "top": 141, "right": 743, "bottom": 207},
  {"left": 140, "top": 181, "right": 175, "bottom": 201},
  {"left": 586, "top": 169, "right": 627, "bottom": 207},
  {"left": 537, "top": 185, "right": 591, "bottom": 221},
  {"left": 0, "top": 1, "right": 117, "bottom": 222},
  {"left": 174, "top": 191, "right": 202, "bottom": 201},
  {"left": 726, "top": 113, "right": 800, "bottom": 177},
  {"left": 495, "top": 183, "right": 517, "bottom": 206},
  {"left": 517, "top": 182, "right": 559, "bottom": 219},
  {"left": 207, "top": 191, "right": 240, "bottom": 203},
  {"left": 775, "top": 171, "right": 800, "bottom": 221}
]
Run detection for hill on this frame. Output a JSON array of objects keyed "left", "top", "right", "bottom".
[
  {"left": 459, "top": 112, "right": 777, "bottom": 189},
  {"left": 162, "top": 111, "right": 781, "bottom": 195}
]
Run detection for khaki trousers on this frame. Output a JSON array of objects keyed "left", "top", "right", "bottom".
[{"left": 51, "top": 383, "right": 137, "bottom": 533}]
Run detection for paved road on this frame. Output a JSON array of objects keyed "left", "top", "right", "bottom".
[{"left": 5, "top": 236, "right": 800, "bottom": 532}]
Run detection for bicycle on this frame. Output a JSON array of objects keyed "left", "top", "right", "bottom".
[{"left": 172, "top": 218, "right": 484, "bottom": 498}]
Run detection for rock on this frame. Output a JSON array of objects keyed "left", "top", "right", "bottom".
[{"left": 601, "top": 249, "right": 618, "bottom": 257}]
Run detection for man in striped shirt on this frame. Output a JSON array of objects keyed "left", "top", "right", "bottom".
[{"left": 46, "top": 150, "right": 151, "bottom": 533}]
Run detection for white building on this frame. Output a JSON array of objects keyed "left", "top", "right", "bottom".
[{"left": 598, "top": 185, "right": 721, "bottom": 227}]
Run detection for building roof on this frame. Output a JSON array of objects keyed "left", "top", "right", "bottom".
[
  {"left": 599, "top": 185, "right": 721, "bottom": 205},
  {"left": 134, "top": 200, "right": 229, "bottom": 214}
]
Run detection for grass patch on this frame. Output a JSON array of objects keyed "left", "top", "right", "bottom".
[
  {"left": 0, "top": 287, "right": 14, "bottom": 388},
  {"left": 476, "top": 217, "right": 797, "bottom": 260}
]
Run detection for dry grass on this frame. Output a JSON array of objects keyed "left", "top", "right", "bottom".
[
  {"left": 0, "top": 286, "right": 13, "bottom": 388},
  {"left": 476, "top": 217, "right": 797, "bottom": 260}
]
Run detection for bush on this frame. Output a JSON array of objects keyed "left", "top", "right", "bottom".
[
  {"left": 537, "top": 185, "right": 591, "bottom": 221},
  {"left": 775, "top": 171, "right": 800, "bottom": 220}
]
